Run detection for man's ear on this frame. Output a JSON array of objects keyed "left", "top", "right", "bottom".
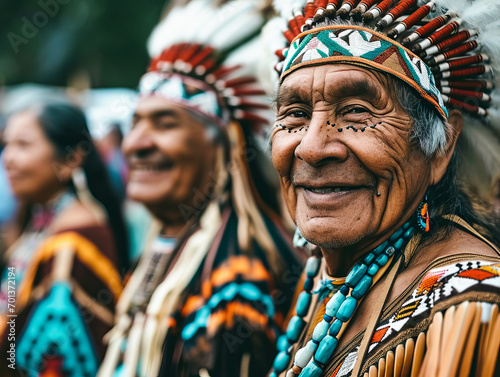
[{"left": 429, "top": 109, "right": 463, "bottom": 185}]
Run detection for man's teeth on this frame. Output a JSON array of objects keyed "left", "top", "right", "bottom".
[{"left": 307, "top": 187, "right": 348, "bottom": 194}]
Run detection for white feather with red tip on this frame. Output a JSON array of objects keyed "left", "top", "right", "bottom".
[
  {"left": 148, "top": 6, "right": 186, "bottom": 57},
  {"left": 223, "top": 37, "right": 262, "bottom": 77}
]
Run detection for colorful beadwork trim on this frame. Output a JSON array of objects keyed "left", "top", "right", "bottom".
[{"left": 281, "top": 25, "right": 448, "bottom": 120}]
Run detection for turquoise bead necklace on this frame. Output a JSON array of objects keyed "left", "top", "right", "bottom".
[{"left": 270, "top": 222, "right": 415, "bottom": 377}]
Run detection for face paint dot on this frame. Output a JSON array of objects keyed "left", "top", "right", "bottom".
[{"left": 338, "top": 128, "right": 343, "bottom": 132}]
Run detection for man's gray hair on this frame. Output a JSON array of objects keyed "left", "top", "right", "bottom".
[{"left": 392, "top": 74, "right": 449, "bottom": 158}]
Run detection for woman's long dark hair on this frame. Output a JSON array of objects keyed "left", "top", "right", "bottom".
[{"left": 32, "top": 102, "right": 129, "bottom": 273}]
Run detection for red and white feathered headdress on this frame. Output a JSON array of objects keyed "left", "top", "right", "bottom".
[{"left": 140, "top": 0, "right": 274, "bottom": 133}]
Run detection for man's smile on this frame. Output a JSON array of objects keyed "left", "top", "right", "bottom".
[{"left": 295, "top": 183, "right": 375, "bottom": 207}]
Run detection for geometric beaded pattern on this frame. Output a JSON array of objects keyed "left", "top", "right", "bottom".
[
  {"left": 324, "top": 260, "right": 500, "bottom": 377},
  {"left": 282, "top": 26, "right": 448, "bottom": 120},
  {"left": 369, "top": 260, "right": 500, "bottom": 351}
]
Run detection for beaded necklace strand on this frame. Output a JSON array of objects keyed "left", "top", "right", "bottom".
[{"left": 271, "top": 222, "right": 415, "bottom": 377}]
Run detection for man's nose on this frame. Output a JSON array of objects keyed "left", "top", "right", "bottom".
[
  {"left": 122, "top": 121, "right": 155, "bottom": 157},
  {"left": 295, "top": 114, "right": 349, "bottom": 167}
]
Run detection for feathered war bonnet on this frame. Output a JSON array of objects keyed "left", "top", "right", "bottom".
[
  {"left": 144, "top": 0, "right": 274, "bottom": 130},
  {"left": 269, "top": 0, "right": 500, "bottom": 202}
]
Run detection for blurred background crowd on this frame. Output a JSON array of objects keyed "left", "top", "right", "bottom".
[{"left": 0, "top": 0, "right": 165, "bottom": 263}]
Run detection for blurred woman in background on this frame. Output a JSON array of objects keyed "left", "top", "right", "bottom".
[{"left": 0, "top": 102, "right": 127, "bottom": 376}]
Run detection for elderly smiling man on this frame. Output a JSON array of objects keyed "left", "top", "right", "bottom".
[{"left": 267, "top": 1, "right": 500, "bottom": 376}]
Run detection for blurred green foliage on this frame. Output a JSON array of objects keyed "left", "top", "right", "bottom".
[{"left": 1, "top": 0, "right": 167, "bottom": 88}]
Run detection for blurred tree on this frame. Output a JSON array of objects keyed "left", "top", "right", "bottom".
[{"left": 0, "top": 0, "right": 167, "bottom": 88}]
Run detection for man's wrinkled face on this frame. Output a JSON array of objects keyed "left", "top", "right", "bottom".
[
  {"left": 271, "top": 65, "right": 432, "bottom": 251},
  {"left": 123, "top": 97, "right": 218, "bottom": 215}
]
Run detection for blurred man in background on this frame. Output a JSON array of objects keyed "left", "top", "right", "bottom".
[{"left": 97, "top": 1, "right": 306, "bottom": 376}]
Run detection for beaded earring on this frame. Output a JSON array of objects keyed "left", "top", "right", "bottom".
[{"left": 417, "top": 195, "right": 430, "bottom": 232}]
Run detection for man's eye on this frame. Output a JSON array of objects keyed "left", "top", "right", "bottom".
[
  {"left": 346, "top": 107, "right": 367, "bottom": 114},
  {"left": 157, "top": 122, "right": 178, "bottom": 129},
  {"left": 290, "top": 110, "right": 309, "bottom": 118}
]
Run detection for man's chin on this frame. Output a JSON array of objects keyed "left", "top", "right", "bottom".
[
  {"left": 302, "top": 235, "right": 356, "bottom": 250},
  {"left": 299, "top": 226, "right": 368, "bottom": 251},
  {"left": 126, "top": 185, "right": 171, "bottom": 206}
]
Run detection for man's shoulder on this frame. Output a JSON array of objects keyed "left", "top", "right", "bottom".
[
  {"left": 406, "top": 226, "right": 499, "bottom": 281},
  {"left": 436, "top": 226, "right": 499, "bottom": 258}
]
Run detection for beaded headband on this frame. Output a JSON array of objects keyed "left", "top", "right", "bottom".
[{"left": 273, "top": 0, "right": 500, "bottom": 120}]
